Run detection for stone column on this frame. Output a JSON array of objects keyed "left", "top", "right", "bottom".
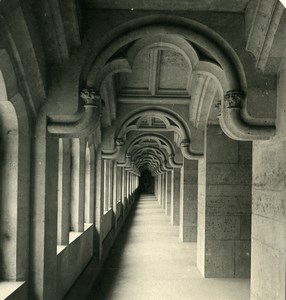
[
  {"left": 111, "top": 161, "right": 117, "bottom": 230},
  {"left": 30, "top": 134, "right": 58, "bottom": 299},
  {"left": 166, "top": 171, "right": 172, "bottom": 216},
  {"left": 109, "top": 160, "right": 114, "bottom": 210},
  {"left": 57, "top": 139, "right": 71, "bottom": 245},
  {"left": 70, "top": 138, "right": 86, "bottom": 232},
  {"left": 197, "top": 125, "right": 252, "bottom": 278},
  {"left": 157, "top": 174, "right": 162, "bottom": 204},
  {"left": 179, "top": 159, "right": 198, "bottom": 242},
  {"left": 112, "top": 162, "right": 117, "bottom": 210},
  {"left": 115, "top": 164, "right": 122, "bottom": 229},
  {"left": 154, "top": 176, "right": 158, "bottom": 198},
  {"left": 116, "top": 164, "right": 122, "bottom": 203},
  {"left": 164, "top": 173, "right": 167, "bottom": 208},
  {"left": 130, "top": 174, "right": 134, "bottom": 203},
  {"left": 171, "top": 168, "right": 180, "bottom": 225},
  {"left": 126, "top": 171, "right": 130, "bottom": 208},
  {"left": 84, "top": 144, "right": 91, "bottom": 224},
  {"left": 121, "top": 168, "right": 126, "bottom": 205},
  {"left": 165, "top": 172, "right": 168, "bottom": 211},
  {"left": 103, "top": 159, "right": 110, "bottom": 212},
  {"left": 161, "top": 173, "right": 166, "bottom": 209},
  {"left": 95, "top": 148, "right": 104, "bottom": 260},
  {"left": 250, "top": 63, "right": 286, "bottom": 300},
  {"left": 85, "top": 143, "right": 95, "bottom": 224}
]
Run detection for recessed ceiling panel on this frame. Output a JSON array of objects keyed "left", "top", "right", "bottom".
[
  {"left": 118, "top": 48, "right": 191, "bottom": 98},
  {"left": 119, "top": 50, "right": 150, "bottom": 94},
  {"left": 157, "top": 50, "right": 190, "bottom": 94}
]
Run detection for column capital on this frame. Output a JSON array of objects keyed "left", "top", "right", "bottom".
[
  {"left": 215, "top": 100, "right": 221, "bottom": 116},
  {"left": 80, "top": 89, "right": 101, "bottom": 106},
  {"left": 115, "top": 138, "right": 125, "bottom": 146},
  {"left": 180, "top": 139, "right": 190, "bottom": 147},
  {"left": 224, "top": 90, "right": 244, "bottom": 108}
]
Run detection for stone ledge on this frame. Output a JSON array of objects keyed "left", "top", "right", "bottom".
[{"left": 0, "top": 281, "right": 26, "bottom": 300}]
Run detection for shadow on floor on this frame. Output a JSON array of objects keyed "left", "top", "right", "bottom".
[
  {"left": 87, "top": 194, "right": 155, "bottom": 299},
  {"left": 87, "top": 194, "right": 250, "bottom": 300}
]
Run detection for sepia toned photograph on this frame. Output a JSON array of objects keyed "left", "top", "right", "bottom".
[{"left": 0, "top": 0, "right": 286, "bottom": 299}]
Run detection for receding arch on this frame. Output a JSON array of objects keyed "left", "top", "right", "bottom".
[
  {"left": 124, "top": 133, "right": 183, "bottom": 168},
  {"left": 131, "top": 146, "right": 167, "bottom": 163},
  {"left": 116, "top": 107, "right": 191, "bottom": 142},
  {"left": 86, "top": 16, "right": 246, "bottom": 91},
  {"left": 85, "top": 15, "right": 275, "bottom": 141},
  {"left": 126, "top": 133, "right": 176, "bottom": 156},
  {"left": 114, "top": 107, "right": 203, "bottom": 160}
]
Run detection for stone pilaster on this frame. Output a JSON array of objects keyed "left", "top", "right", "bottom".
[
  {"left": 166, "top": 171, "right": 172, "bottom": 216},
  {"left": 171, "top": 168, "right": 180, "bottom": 225},
  {"left": 250, "top": 63, "right": 286, "bottom": 300},
  {"left": 197, "top": 125, "right": 252, "bottom": 278},
  {"left": 158, "top": 174, "right": 162, "bottom": 205},
  {"left": 179, "top": 159, "right": 198, "bottom": 242},
  {"left": 57, "top": 139, "right": 71, "bottom": 245},
  {"left": 70, "top": 138, "right": 86, "bottom": 232},
  {"left": 162, "top": 173, "right": 166, "bottom": 210}
]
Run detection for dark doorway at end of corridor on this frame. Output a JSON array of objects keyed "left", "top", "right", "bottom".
[{"left": 139, "top": 170, "right": 155, "bottom": 194}]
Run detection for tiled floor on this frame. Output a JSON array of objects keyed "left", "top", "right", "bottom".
[{"left": 88, "top": 195, "right": 250, "bottom": 300}]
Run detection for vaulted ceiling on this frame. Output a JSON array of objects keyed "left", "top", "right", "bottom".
[{"left": 1, "top": 0, "right": 277, "bottom": 176}]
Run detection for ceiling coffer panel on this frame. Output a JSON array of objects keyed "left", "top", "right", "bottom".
[
  {"left": 118, "top": 47, "right": 191, "bottom": 97},
  {"left": 157, "top": 49, "right": 190, "bottom": 94}
]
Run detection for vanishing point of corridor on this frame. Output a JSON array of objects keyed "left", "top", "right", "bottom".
[{"left": 88, "top": 195, "right": 250, "bottom": 300}]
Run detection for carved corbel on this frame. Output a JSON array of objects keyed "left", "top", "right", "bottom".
[
  {"left": 215, "top": 100, "right": 222, "bottom": 117},
  {"left": 180, "top": 139, "right": 204, "bottom": 160},
  {"left": 101, "top": 137, "right": 125, "bottom": 159},
  {"left": 117, "top": 154, "right": 131, "bottom": 168},
  {"left": 163, "top": 160, "right": 173, "bottom": 171},
  {"left": 168, "top": 154, "right": 183, "bottom": 168},
  {"left": 219, "top": 90, "right": 275, "bottom": 141},
  {"left": 47, "top": 89, "right": 101, "bottom": 138},
  {"left": 224, "top": 90, "right": 243, "bottom": 108}
]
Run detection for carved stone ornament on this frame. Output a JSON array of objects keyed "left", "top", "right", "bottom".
[
  {"left": 115, "top": 138, "right": 125, "bottom": 146},
  {"left": 215, "top": 100, "right": 222, "bottom": 116},
  {"left": 180, "top": 139, "right": 190, "bottom": 147},
  {"left": 224, "top": 90, "right": 244, "bottom": 108},
  {"left": 80, "top": 89, "right": 101, "bottom": 106}
]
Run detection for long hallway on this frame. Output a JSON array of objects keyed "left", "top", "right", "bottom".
[{"left": 88, "top": 195, "right": 250, "bottom": 300}]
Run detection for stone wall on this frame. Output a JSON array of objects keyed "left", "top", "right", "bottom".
[
  {"left": 250, "top": 58, "right": 286, "bottom": 300},
  {"left": 171, "top": 168, "right": 181, "bottom": 225},
  {"left": 180, "top": 159, "right": 198, "bottom": 242},
  {"left": 197, "top": 125, "right": 252, "bottom": 278}
]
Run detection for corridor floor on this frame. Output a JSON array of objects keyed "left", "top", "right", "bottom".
[{"left": 88, "top": 195, "right": 250, "bottom": 300}]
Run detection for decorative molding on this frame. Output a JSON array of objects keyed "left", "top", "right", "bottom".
[
  {"left": 180, "top": 139, "right": 190, "bottom": 147},
  {"left": 47, "top": 88, "right": 101, "bottom": 138},
  {"left": 215, "top": 100, "right": 222, "bottom": 116},
  {"left": 115, "top": 138, "right": 125, "bottom": 146},
  {"left": 80, "top": 89, "right": 101, "bottom": 106},
  {"left": 224, "top": 90, "right": 244, "bottom": 108}
]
